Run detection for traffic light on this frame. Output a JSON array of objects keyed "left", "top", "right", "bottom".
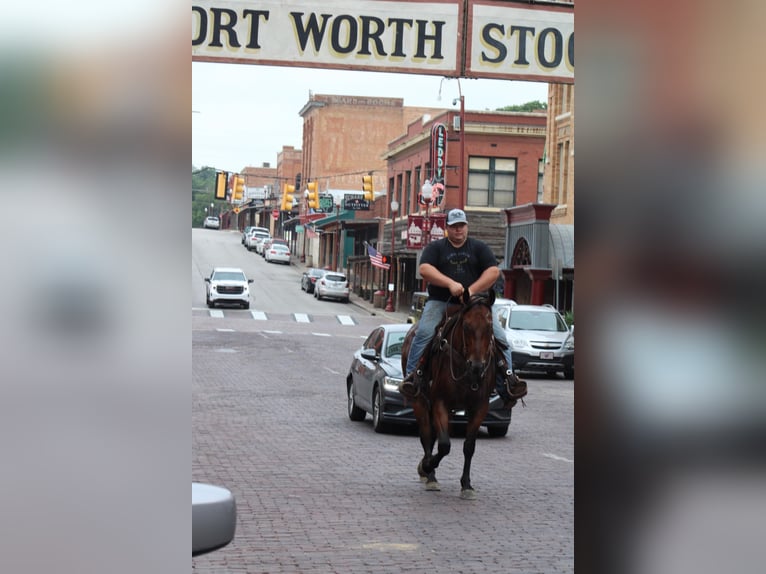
[
  {"left": 281, "top": 184, "right": 295, "bottom": 211},
  {"left": 306, "top": 181, "right": 319, "bottom": 209},
  {"left": 215, "top": 171, "right": 227, "bottom": 200},
  {"left": 231, "top": 174, "right": 245, "bottom": 202},
  {"left": 362, "top": 175, "right": 374, "bottom": 201},
  {"left": 380, "top": 254, "right": 389, "bottom": 265}
]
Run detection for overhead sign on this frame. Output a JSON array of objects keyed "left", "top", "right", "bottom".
[
  {"left": 192, "top": 1, "right": 574, "bottom": 83},
  {"left": 343, "top": 196, "right": 370, "bottom": 211}
]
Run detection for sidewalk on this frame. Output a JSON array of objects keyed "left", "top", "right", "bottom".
[{"left": 292, "top": 257, "right": 411, "bottom": 324}]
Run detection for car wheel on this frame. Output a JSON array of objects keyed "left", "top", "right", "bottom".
[
  {"left": 347, "top": 381, "right": 366, "bottom": 422},
  {"left": 372, "top": 387, "right": 391, "bottom": 434},
  {"left": 546, "top": 370, "right": 559, "bottom": 378},
  {"left": 564, "top": 368, "right": 574, "bottom": 380},
  {"left": 486, "top": 423, "right": 510, "bottom": 438},
  {"left": 206, "top": 300, "right": 214, "bottom": 308},
  {"left": 242, "top": 301, "right": 250, "bottom": 310}
]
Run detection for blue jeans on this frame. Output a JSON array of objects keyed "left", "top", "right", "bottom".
[{"left": 405, "top": 300, "right": 514, "bottom": 386}]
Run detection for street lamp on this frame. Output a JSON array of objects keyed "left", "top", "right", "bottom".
[
  {"left": 301, "top": 190, "right": 309, "bottom": 263},
  {"left": 384, "top": 200, "right": 399, "bottom": 312},
  {"left": 334, "top": 198, "right": 342, "bottom": 271}
]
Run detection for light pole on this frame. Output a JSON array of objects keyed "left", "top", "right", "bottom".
[
  {"left": 384, "top": 200, "right": 399, "bottom": 312},
  {"left": 301, "top": 190, "right": 309, "bottom": 263},
  {"left": 334, "top": 198, "right": 341, "bottom": 271}
]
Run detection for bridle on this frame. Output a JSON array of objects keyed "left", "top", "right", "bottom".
[{"left": 439, "top": 295, "right": 495, "bottom": 390}]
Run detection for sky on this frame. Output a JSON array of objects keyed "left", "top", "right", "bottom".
[{"left": 192, "top": 62, "right": 548, "bottom": 174}]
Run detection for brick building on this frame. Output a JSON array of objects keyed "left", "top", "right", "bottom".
[{"left": 370, "top": 109, "right": 547, "bottom": 308}]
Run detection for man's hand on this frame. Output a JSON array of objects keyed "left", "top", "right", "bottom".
[{"left": 449, "top": 280, "right": 464, "bottom": 298}]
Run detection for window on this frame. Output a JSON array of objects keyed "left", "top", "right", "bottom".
[
  {"left": 538, "top": 159, "right": 545, "bottom": 203},
  {"left": 404, "top": 170, "right": 411, "bottom": 215},
  {"left": 466, "top": 157, "right": 516, "bottom": 208}
]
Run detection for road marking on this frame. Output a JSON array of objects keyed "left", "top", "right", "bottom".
[
  {"left": 293, "top": 313, "right": 311, "bottom": 323},
  {"left": 312, "top": 332, "right": 332, "bottom": 337},
  {"left": 263, "top": 330, "right": 282, "bottom": 335},
  {"left": 337, "top": 315, "right": 355, "bottom": 326},
  {"left": 542, "top": 453, "right": 573, "bottom": 463},
  {"left": 209, "top": 310, "right": 224, "bottom": 318},
  {"left": 216, "top": 328, "right": 235, "bottom": 332},
  {"left": 250, "top": 311, "right": 267, "bottom": 320}
]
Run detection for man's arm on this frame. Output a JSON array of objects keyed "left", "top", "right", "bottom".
[
  {"left": 419, "top": 263, "right": 465, "bottom": 298},
  {"left": 468, "top": 266, "right": 500, "bottom": 296}
]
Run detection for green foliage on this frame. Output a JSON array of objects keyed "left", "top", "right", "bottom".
[
  {"left": 564, "top": 311, "right": 574, "bottom": 327},
  {"left": 192, "top": 166, "right": 225, "bottom": 227},
  {"left": 496, "top": 100, "right": 548, "bottom": 113}
]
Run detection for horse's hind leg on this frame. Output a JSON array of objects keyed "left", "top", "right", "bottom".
[{"left": 414, "top": 404, "right": 440, "bottom": 490}]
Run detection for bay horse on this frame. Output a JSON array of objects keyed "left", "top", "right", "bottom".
[{"left": 401, "top": 290, "right": 497, "bottom": 499}]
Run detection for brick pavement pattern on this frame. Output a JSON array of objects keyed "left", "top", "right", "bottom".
[{"left": 193, "top": 321, "right": 573, "bottom": 573}]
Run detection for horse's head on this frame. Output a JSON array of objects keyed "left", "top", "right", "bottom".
[{"left": 457, "top": 292, "right": 496, "bottom": 381}]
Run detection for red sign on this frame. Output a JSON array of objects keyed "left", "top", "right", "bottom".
[
  {"left": 406, "top": 213, "right": 447, "bottom": 249},
  {"left": 272, "top": 209, "right": 279, "bottom": 219}
]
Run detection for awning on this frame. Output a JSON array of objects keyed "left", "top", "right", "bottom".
[{"left": 549, "top": 224, "right": 574, "bottom": 269}]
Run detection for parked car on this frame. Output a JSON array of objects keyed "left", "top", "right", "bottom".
[
  {"left": 204, "top": 267, "right": 253, "bottom": 309},
  {"left": 495, "top": 302, "right": 574, "bottom": 379},
  {"left": 300, "top": 268, "right": 325, "bottom": 293},
  {"left": 314, "top": 272, "right": 349, "bottom": 302},
  {"left": 246, "top": 230, "right": 270, "bottom": 251},
  {"left": 240, "top": 226, "right": 253, "bottom": 244},
  {"left": 203, "top": 216, "right": 220, "bottom": 229},
  {"left": 346, "top": 324, "right": 512, "bottom": 435},
  {"left": 192, "top": 482, "right": 236, "bottom": 557},
  {"left": 264, "top": 243, "right": 291, "bottom": 264}
]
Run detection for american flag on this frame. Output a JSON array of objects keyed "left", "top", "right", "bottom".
[{"left": 367, "top": 243, "right": 390, "bottom": 270}]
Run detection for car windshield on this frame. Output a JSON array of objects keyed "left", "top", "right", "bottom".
[
  {"left": 509, "top": 310, "right": 568, "bottom": 332},
  {"left": 385, "top": 330, "right": 408, "bottom": 357},
  {"left": 212, "top": 271, "right": 246, "bottom": 282},
  {"left": 324, "top": 274, "right": 346, "bottom": 282},
  {"left": 272, "top": 245, "right": 289, "bottom": 251},
  {"left": 309, "top": 269, "right": 324, "bottom": 277}
]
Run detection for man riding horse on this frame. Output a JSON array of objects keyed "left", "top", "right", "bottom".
[{"left": 399, "top": 208, "right": 528, "bottom": 407}]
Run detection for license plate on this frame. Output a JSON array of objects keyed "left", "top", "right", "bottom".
[{"left": 540, "top": 352, "right": 554, "bottom": 359}]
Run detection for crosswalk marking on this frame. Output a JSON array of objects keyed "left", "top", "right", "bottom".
[
  {"left": 293, "top": 313, "right": 311, "bottom": 323},
  {"left": 250, "top": 311, "right": 267, "bottom": 321},
  {"left": 337, "top": 315, "right": 355, "bottom": 326},
  {"left": 209, "top": 310, "right": 224, "bottom": 318}
]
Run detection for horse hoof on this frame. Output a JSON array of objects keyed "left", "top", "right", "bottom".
[
  {"left": 460, "top": 488, "right": 477, "bottom": 500},
  {"left": 417, "top": 461, "right": 428, "bottom": 479},
  {"left": 425, "top": 480, "right": 441, "bottom": 491}
]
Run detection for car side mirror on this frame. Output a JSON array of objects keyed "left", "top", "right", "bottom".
[
  {"left": 204, "top": 278, "right": 210, "bottom": 283},
  {"left": 360, "top": 348, "right": 379, "bottom": 361},
  {"left": 193, "top": 482, "right": 237, "bottom": 557},
  {"left": 248, "top": 279, "right": 254, "bottom": 284}
]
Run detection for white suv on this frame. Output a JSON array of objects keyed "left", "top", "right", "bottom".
[
  {"left": 204, "top": 267, "right": 253, "bottom": 309},
  {"left": 495, "top": 303, "right": 574, "bottom": 379}
]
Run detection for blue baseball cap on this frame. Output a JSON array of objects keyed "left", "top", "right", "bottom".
[{"left": 446, "top": 209, "right": 467, "bottom": 226}]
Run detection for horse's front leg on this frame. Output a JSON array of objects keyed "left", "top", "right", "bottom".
[
  {"left": 423, "top": 402, "right": 451, "bottom": 485},
  {"left": 459, "top": 408, "right": 487, "bottom": 500}
]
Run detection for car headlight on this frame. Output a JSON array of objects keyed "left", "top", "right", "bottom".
[
  {"left": 565, "top": 337, "right": 574, "bottom": 350},
  {"left": 511, "top": 337, "right": 530, "bottom": 350},
  {"left": 383, "top": 376, "right": 402, "bottom": 392}
]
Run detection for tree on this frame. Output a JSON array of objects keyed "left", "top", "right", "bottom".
[
  {"left": 192, "top": 166, "right": 221, "bottom": 227},
  {"left": 496, "top": 100, "right": 547, "bottom": 112}
]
